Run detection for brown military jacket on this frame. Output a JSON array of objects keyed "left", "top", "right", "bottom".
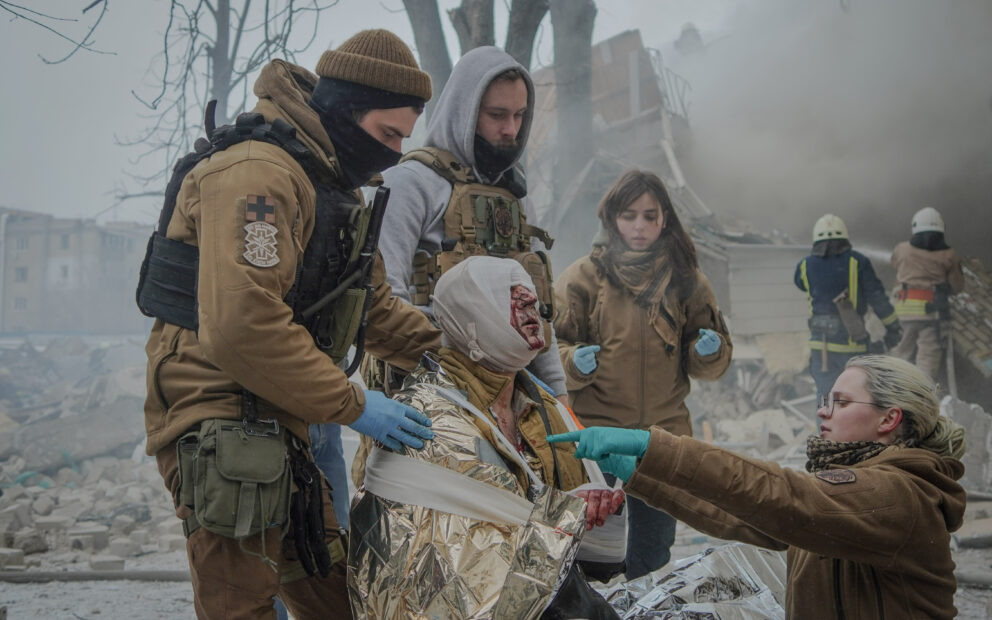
[
  {"left": 143, "top": 60, "right": 440, "bottom": 455},
  {"left": 553, "top": 256, "right": 731, "bottom": 436},
  {"left": 627, "top": 428, "right": 966, "bottom": 619}
]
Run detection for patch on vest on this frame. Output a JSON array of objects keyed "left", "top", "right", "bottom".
[
  {"left": 245, "top": 194, "right": 277, "bottom": 224},
  {"left": 815, "top": 469, "right": 856, "bottom": 485},
  {"left": 243, "top": 221, "right": 280, "bottom": 267},
  {"left": 492, "top": 202, "right": 514, "bottom": 237}
]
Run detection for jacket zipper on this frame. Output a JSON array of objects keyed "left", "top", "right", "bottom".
[
  {"left": 833, "top": 559, "right": 845, "bottom": 620},
  {"left": 638, "top": 310, "right": 646, "bottom": 427}
]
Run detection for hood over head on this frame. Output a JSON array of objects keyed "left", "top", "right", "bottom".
[
  {"left": 877, "top": 447, "right": 967, "bottom": 532},
  {"left": 424, "top": 46, "right": 534, "bottom": 184},
  {"left": 432, "top": 256, "right": 540, "bottom": 373}
]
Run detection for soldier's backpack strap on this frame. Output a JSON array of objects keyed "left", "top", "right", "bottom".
[
  {"left": 136, "top": 110, "right": 318, "bottom": 332},
  {"left": 400, "top": 147, "right": 475, "bottom": 185}
]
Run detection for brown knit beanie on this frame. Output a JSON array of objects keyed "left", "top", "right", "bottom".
[{"left": 315, "top": 29, "right": 432, "bottom": 101}]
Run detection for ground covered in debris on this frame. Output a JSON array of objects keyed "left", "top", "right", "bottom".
[{"left": 2, "top": 336, "right": 991, "bottom": 618}]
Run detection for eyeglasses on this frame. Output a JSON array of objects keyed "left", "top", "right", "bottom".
[{"left": 817, "top": 393, "right": 884, "bottom": 415}]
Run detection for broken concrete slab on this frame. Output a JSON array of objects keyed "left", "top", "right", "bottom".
[
  {"left": 0, "top": 547, "right": 25, "bottom": 569},
  {"left": 88, "top": 554, "right": 126, "bottom": 570},
  {"left": 954, "top": 517, "right": 992, "bottom": 548},
  {"left": 943, "top": 396, "right": 992, "bottom": 493}
]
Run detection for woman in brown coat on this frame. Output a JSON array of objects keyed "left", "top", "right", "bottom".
[
  {"left": 553, "top": 169, "right": 732, "bottom": 578},
  {"left": 550, "top": 354, "right": 967, "bottom": 618}
]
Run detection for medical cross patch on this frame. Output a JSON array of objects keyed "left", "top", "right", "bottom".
[
  {"left": 245, "top": 194, "right": 277, "bottom": 224},
  {"left": 243, "top": 221, "right": 280, "bottom": 267},
  {"left": 815, "top": 469, "right": 856, "bottom": 485}
]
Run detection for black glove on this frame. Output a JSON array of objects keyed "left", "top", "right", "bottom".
[{"left": 884, "top": 323, "right": 903, "bottom": 349}]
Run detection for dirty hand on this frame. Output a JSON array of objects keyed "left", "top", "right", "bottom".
[
  {"left": 694, "top": 329, "right": 721, "bottom": 356},
  {"left": 349, "top": 390, "right": 434, "bottom": 451},
  {"left": 547, "top": 427, "right": 650, "bottom": 461},
  {"left": 576, "top": 488, "right": 626, "bottom": 530},
  {"left": 599, "top": 453, "right": 638, "bottom": 483},
  {"left": 884, "top": 322, "right": 903, "bottom": 349},
  {"left": 572, "top": 345, "right": 601, "bottom": 374}
]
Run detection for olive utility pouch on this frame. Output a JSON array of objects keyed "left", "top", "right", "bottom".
[{"left": 188, "top": 419, "right": 292, "bottom": 539}]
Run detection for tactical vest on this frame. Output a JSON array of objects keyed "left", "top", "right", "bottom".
[
  {"left": 136, "top": 111, "right": 376, "bottom": 374},
  {"left": 401, "top": 148, "right": 556, "bottom": 322}
]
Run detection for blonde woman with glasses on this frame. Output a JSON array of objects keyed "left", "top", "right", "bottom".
[{"left": 549, "top": 355, "right": 967, "bottom": 618}]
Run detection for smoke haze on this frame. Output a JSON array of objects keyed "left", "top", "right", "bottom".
[{"left": 671, "top": 0, "right": 992, "bottom": 265}]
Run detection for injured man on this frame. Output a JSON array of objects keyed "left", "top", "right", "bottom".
[{"left": 347, "top": 256, "right": 625, "bottom": 620}]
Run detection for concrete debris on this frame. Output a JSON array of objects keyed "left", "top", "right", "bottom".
[{"left": 942, "top": 396, "right": 992, "bottom": 493}]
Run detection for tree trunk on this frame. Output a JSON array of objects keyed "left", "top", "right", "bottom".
[
  {"left": 210, "top": 0, "right": 233, "bottom": 125},
  {"left": 402, "top": 0, "right": 453, "bottom": 120},
  {"left": 549, "top": 0, "right": 596, "bottom": 202},
  {"left": 448, "top": 0, "right": 494, "bottom": 56},
  {"left": 505, "top": 0, "right": 548, "bottom": 70}
]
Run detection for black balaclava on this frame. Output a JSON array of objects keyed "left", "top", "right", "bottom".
[
  {"left": 910, "top": 231, "right": 950, "bottom": 251},
  {"left": 310, "top": 77, "right": 424, "bottom": 190},
  {"left": 473, "top": 134, "right": 520, "bottom": 184},
  {"left": 811, "top": 238, "right": 852, "bottom": 258}
]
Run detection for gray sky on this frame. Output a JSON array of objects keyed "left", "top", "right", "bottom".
[
  {"left": 0, "top": 0, "right": 728, "bottom": 225},
  {"left": 2, "top": 0, "right": 989, "bottom": 265}
]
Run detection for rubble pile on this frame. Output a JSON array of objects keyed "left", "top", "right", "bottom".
[{"left": 0, "top": 452, "right": 181, "bottom": 572}]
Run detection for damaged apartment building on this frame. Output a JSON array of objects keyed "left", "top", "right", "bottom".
[{"left": 0, "top": 207, "right": 151, "bottom": 335}]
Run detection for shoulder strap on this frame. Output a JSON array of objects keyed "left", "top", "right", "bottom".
[{"left": 400, "top": 147, "right": 475, "bottom": 185}]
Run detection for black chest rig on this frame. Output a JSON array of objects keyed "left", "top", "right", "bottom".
[{"left": 136, "top": 109, "right": 385, "bottom": 375}]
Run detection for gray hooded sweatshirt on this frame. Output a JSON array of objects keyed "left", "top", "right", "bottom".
[{"left": 378, "top": 46, "right": 566, "bottom": 395}]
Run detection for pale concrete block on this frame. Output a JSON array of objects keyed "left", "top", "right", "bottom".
[
  {"left": 111, "top": 514, "right": 136, "bottom": 536},
  {"left": 34, "top": 515, "right": 74, "bottom": 533},
  {"left": 0, "top": 503, "right": 29, "bottom": 533},
  {"left": 942, "top": 396, "right": 992, "bottom": 492},
  {"left": 158, "top": 518, "right": 185, "bottom": 538},
  {"left": 108, "top": 537, "right": 141, "bottom": 557},
  {"left": 32, "top": 495, "right": 56, "bottom": 517},
  {"left": 123, "top": 486, "right": 146, "bottom": 505},
  {"left": 128, "top": 529, "right": 149, "bottom": 545},
  {"left": 159, "top": 534, "right": 187, "bottom": 552},
  {"left": 50, "top": 500, "right": 91, "bottom": 522},
  {"left": 55, "top": 467, "right": 84, "bottom": 487},
  {"left": 13, "top": 528, "right": 47, "bottom": 555},
  {"left": 68, "top": 524, "right": 110, "bottom": 551},
  {"left": 0, "top": 547, "right": 25, "bottom": 569},
  {"left": 954, "top": 517, "right": 992, "bottom": 548},
  {"left": 89, "top": 555, "right": 126, "bottom": 570},
  {"left": 0, "top": 485, "right": 26, "bottom": 510}
]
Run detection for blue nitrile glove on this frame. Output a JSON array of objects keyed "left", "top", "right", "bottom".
[
  {"left": 572, "top": 345, "right": 601, "bottom": 375},
  {"left": 547, "top": 427, "right": 650, "bottom": 461},
  {"left": 348, "top": 390, "right": 434, "bottom": 451},
  {"left": 694, "top": 328, "right": 721, "bottom": 357},
  {"left": 599, "top": 453, "right": 638, "bottom": 483}
]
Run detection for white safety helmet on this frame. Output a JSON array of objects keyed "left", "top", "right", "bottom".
[
  {"left": 812, "top": 214, "right": 848, "bottom": 243},
  {"left": 911, "top": 207, "right": 944, "bottom": 234}
]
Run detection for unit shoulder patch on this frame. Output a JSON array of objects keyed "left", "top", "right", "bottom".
[
  {"left": 245, "top": 194, "right": 277, "bottom": 224},
  {"left": 243, "top": 221, "right": 280, "bottom": 267},
  {"left": 814, "top": 469, "right": 857, "bottom": 485}
]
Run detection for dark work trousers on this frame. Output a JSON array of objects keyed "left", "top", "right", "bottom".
[
  {"left": 808, "top": 350, "right": 856, "bottom": 402},
  {"left": 605, "top": 474, "right": 677, "bottom": 580},
  {"left": 157, "top": 442, "right": 350, "bottom": 620}
]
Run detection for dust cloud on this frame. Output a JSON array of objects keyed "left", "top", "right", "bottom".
[{"left": 671, "top": 0, "right": 992, "bottom": 264}]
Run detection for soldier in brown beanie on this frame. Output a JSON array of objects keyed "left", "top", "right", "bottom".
[{"left": 140, "top": 29, "right": 442, "bottom": 619}]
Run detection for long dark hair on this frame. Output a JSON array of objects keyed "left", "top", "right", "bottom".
[{"left": 597, "top": 169, "right": 699, "bottom": 298}]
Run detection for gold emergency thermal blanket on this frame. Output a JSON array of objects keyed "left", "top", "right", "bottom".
[{"left": 346, "top": 369, "right": 587, "bottom": 619}]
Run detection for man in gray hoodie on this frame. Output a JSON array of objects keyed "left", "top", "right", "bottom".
[{"left": 376, "top": 46, "right": 567, "bottom": 400}]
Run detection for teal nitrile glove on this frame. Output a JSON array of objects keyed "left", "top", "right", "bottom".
[
  {"left": 547, "top": 427, "right": 650, "bottom": 461},
  {"left": 572, "top": 345, "right": 601, "bottom": 375},
  {"left": 348, "top": 390, "right": 434, "bottom": 451},
  {"left": 694, "top": 328, "right": 721, "bottom": 357},
  {"left": 599, "top": 453, "right": 638, "bottom": 483}
]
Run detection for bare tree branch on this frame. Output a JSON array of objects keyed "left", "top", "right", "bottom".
[
  {"left": 1, "top": 0, "right": 115, "bottom": 63},
  {"left": 117, "top": 0, "right": 339, "bottom": 204},
  {"left": 448, "top": 0, "right": 494, "bottom": 56},
  {"left": 505, "top": 0, "right": 547, "bottom": 70}
]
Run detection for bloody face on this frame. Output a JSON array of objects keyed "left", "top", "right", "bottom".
[{"left": 510, "top": 285, "right": 544, "bottom": 350}]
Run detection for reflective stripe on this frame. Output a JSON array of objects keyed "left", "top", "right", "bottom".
[
  {"left": 848, "top": 256, "right": 859, "bottom": 309},
  {"left": 895, "top": 298, "right": 933, "bottom": 317},
  {"left": 800, "top": 259, "right": 812, "bottom": 313},
  {"left": 808, "top": 340, "right": 869, "bottom": 353},
  {"left": 880, "top": 312, "right": 899, "bottom": 326}
]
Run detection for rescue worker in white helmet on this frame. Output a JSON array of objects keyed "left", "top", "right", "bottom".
[
  {"left": 889, "top": 207, "right": 965, "bottom": 382},
  {"left": 795, "top": 214, "right": 901, "bottom": 399}
]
